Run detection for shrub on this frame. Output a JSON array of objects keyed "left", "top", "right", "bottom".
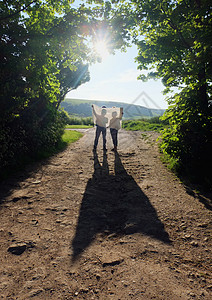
[
  {"left": 0, "top": 105, "right": 66, "bottom": 178},
  {"left": 160, "top": 91, "right": 212, "bottom": 186},
  {"left": 122, "top": 119, "right": 166, "bottom": 132}
]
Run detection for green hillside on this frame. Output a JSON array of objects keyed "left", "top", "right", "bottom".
[{"left": 61, "top": 98, "right": 165, "bottom": 120}]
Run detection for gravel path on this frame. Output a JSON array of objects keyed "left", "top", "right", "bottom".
[{"left": 0, "top": 128, "right": 211, "bottom": 299}]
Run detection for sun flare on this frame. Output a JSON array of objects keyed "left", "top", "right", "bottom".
[{"left": 93, "top": 39, "right": 110, "bottom": 60}]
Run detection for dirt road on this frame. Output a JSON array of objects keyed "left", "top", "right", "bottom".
[{"left": 0, "top": 128, "right": 211, "bottom": 299}]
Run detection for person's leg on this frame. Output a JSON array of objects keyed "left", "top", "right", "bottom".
[
  {"left": 94, "top": 126, "right": 101, "bottom": 150},
  {"left": 102, "top": 127, "right": 107, "bottom": 151},
  {"left": 110, "top": 128, "right": 117, "bottom": 150},
  {"left": 114, "top": 129, "right": 118, "bottom": 148},
  {"left": 110, "top": 128, "right": 115, "bottom": 147}
]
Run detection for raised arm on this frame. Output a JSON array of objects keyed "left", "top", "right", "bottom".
[
  {"left": 92, "top": 104, "right": 97, "bottom": 117},
  {"left": 119, "top": 107, "right": 123, "bottom": 119}
]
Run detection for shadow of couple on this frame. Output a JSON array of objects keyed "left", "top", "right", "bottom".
[{"left": 71, "top": 151, "right": 171, "bottom": 261}]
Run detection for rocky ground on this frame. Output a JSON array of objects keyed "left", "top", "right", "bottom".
[{"left": 0, "top": 128, "right": 211, "bottom": 299}]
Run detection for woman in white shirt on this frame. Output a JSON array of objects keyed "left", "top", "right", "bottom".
[{"left": 109, "top": 107, "right": 123, "bottom": 152}]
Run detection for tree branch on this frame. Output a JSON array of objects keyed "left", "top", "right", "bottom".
[
  {"left": 160, "top": 5, "right": 193, "bottom": 54},
  {"left": 0, "top": 1, "right": 36, "bottom": 22}
]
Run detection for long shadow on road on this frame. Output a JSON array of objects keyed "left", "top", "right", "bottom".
[{"left": 72, "top": 151, "right": 171, "bottom": 261}]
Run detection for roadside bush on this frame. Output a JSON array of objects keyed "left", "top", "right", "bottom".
[
  {"left": 160, "top": 91, "right": 212, "bottom": 187},
  {"left": 0, "top": 105, "right": 66, "bottom": 178},
  {"left": 59, "top": 109, "right": 72, "bottom": 125},
  {"left": 122, "top": 119, "right": 166, "bottom": 132},
  {"left": 67, "top": 116, "right": 94, "bottom": 126}
]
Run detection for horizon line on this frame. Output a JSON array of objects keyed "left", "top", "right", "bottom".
[{"left": 64, "top": 97, "right": 167, "bottom": 110}]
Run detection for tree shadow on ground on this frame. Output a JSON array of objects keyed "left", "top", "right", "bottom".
[
  {"left": 72, "top": 151, "right": 171, "bottom": 261},
  {"left": 0, "top": 154, "right": 56, "bottom": 209},
  {"left": 0, "top": 162, "right": 41, "bottom": 209},
  {"left": 183, "top": 185, "right": 212, "bottom": 211}
]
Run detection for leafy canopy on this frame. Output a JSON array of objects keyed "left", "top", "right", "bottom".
[
  {"left": 0, "top": 0, "right": 98, "bottom": 170},
  {"left": 93, "top": 0, "right": 212, "bottom": 183}
]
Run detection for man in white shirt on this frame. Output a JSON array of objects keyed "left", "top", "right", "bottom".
[{"left": 92, "top": 105, "right": 108, "bottom": 152}]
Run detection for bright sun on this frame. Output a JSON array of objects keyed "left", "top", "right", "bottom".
[{"left": 93, "top": 39, "right": 110, "bottom": 60}]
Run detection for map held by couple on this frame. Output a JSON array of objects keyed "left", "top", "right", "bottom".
[{"left": 92, "top": 104, "right": 123, "bottom": 152}]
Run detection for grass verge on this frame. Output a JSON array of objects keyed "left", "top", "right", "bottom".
[
  {"left": 0, "top": 130, "right": 83, "bottom": 181},
  {"left": 61, "top": 130, "right": 83, "bottom": 144},
  {"left": 38, "top": 130, "right": 83, "bottom": 159},
  {"left": 122, "top": 119, "right": 166, "bottom": 132},
  {"left": 65, "top": 125, "right": 93, "bottom": 129}
]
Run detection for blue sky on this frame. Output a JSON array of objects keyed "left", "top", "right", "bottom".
[{"left": 66, "top": 44, "right": 168, "bottom": 109}]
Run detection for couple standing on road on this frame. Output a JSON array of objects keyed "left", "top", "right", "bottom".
[{"left": 92, "top": 104, "right": 123, "bottom": 152}]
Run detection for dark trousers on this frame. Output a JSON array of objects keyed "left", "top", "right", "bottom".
[
  {"left": 110, "top": 128, "right": 118, "bottom": 147},
  {"left": 94, "top": 125, "right": 106, "bottom": 149}
]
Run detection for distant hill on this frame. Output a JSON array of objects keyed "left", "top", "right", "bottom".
[{"left": 61, "top": 98, "right": 165, "bottom": 119}]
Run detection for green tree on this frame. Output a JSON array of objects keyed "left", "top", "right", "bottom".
[
  {"left": 105, "top": 0, "right": 212, "bottom": 184},
  {"left": 0, "top": 0, "right": 93, "bottom": 172},
  {"left": 57, "top": 62, "right": 90, "bottom": 108}
]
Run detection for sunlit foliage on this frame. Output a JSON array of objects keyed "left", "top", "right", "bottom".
[
  {"left": 0, "top": 0, "right": 92, "bottom": 172},
  {"left": 97, "top": 0, "right": 212, "bottom": 185}
]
